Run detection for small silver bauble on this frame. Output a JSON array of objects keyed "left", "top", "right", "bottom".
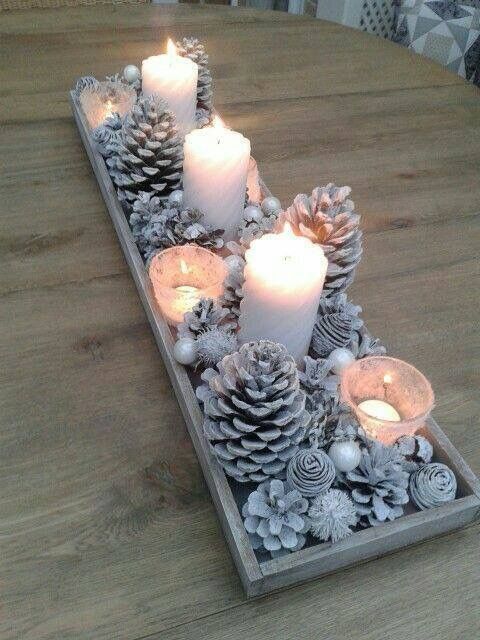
[
  {"left": 123, "top": 64, "right": 141, "bottom": 84},
  {"left": 261, "top": 196, "right": 281, "bottom": 216},
  {"left": 328, "top": 440, "right": 361, "bottom": 473},
  {"left": 173, "top": 337, "right": 198, "bottom": 366},
  {"left": 328, "top": 347, "right": 355, "bottom": 375},
  {"left": 168, "top": 189, "right": 184, "bottom": 208},
  {"left": 243, "top": 204, "right": 263, "bottom": 223},
  {"left": 224, "top": 254, "right": 244, "bottom": 272}
]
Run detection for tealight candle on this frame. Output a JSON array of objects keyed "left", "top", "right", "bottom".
[
  {"left": 149, "top": 245, "right": 227, "bottom": 325},
  {"left": 183, "top": 116, "right": 251, "bottom": 240},
  {"left": 79, "top": 81, "right": 136, "bottom": 129},
  {"left": 238, "top": 224, "right": 328, "bottom": 366},
  {"left": 142, "top": 39, "right": 198, "bottom": 136},
  {"left": 341, "top": 356, "right": 435, "bottom": 445}
]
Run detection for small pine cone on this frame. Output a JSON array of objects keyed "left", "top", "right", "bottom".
[
  {"left": 277, "top": 184, "right": 362, "bottom": 295},
  {"left": 221, "top": 258, "right": 245, "bottom": 319},
  {"left": 309, "top": 489, "right": 358, "bottom": 543},
  {"left": 242, "top": 479, "right": 309, "bottom": 557},
  {"left": 106, "top": 94, "right": 183, "bottom": 206},
  {"left": 178, "top": 298, "right": 233, "bottom": 340},
  {"left": 409, "top": 463, "right": 456, "bottom": 510},
  {"left": 286, "top": 446, "right": 336, "bottom": 497},
  {"left": 196, "top": 329, "right": 238, "bottom": 367},
  {"left": 197, "top": 340, "right": 310, "bottom": 483},
  {"left": 313, "top": 409, "right": 360, "bottom": 449},
  {"left": 311, "top": 293, "right": 363, "bottom": 359},
  {"left": 176, "top": 37, "right": 214, "bottom": 114},
  {"left": 395, "top": 434, "right": 433, "bottom": 473},
  {"left": 299, "top": 355, "right": 339, "bottom": 414},
  {"left": 129, "top": 192, "right": 163, "bottom": 256},
  {"left": 92, "top": 112, "right": 123, "bottom": 158},
  {"left": 74, "top": 75, "right": 99, "bottom": 97},
  {"left": 349, "top": 326, "right": 386, "bottom": 359}
]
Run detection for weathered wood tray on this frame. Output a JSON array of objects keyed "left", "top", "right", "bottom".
[{"left": 70, "top": 91, "right": 480, "bottom": 597}]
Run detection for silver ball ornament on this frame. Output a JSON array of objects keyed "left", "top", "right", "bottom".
[
  {"left": 243, "top": 205, "right": 263, "bottom": 223},
  {"left": 123, "top": 64, "right": 141, "bottom": 84},
  {"left": 328, "top": 347, "right": 355, "bottom": 375},
  {"left": 328, "top": 440, "right": 361, "bottom": 473},
  {"left": 173, "top": 337, "right": 198, "bottom": 366},
  {"left": 168, "top": 190, "right": 184, "bottom": 208},
  {"left": 261, "top": 196, "right": 281, "bottom": 216}
]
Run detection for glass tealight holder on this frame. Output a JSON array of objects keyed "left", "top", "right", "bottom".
[
  {"left": 340, "top": 356, "right": 435, "bottom": 445},
  {"left": 148, "top": 245, "right": 227, "bottom": 326}
]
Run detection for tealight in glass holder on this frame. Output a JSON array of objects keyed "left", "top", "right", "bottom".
[
  {"left": 79, "top": 80, "right": 136, "bottom": 129},
  {"left": 341, "top": 356, "right": 434, "bottom": 445},
  {"left": 149, "top": 245, "right": 227, "bottom": 326}
]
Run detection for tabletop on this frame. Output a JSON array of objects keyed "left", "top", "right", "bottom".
[{"left": 1, "top": 4, "right": 480, "bottom": 640}]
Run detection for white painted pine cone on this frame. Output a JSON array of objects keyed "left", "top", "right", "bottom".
[
  {"left": 287, "top": 447, "right": 336, "bottom": 497},
  {"left": 409, "top": 463, "right": 457, "bottom": 510}
]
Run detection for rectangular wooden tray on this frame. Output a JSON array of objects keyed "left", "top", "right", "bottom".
[{"left": 70, "top": 91, "right": 480, "bottom": 597}]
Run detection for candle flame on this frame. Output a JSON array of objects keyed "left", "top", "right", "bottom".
[
  {"left": 383, "top": 374, "right": 393, "bottom": 385},
  {"left": 167, "top": 38, "right": 176, "bottom": 57},
  {"left": 105, "top": 99, "right": 113, "bottom": 118},
  {"left": 180, "top": 259, "right": 189, "bottom": 275}
]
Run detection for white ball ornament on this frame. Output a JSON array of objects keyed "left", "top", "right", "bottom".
[
  {"left": 328, "top": 347, "right": 355, "bottom": 375},
  {"left": 328, "top": 440, "right": 362, "bottom": 473},
  {"left": 243, "top": 204, "right": 263, "bottom": 223},
  {"left": 261, "top": 196, "right": 282, "bottom": 216},
  {"left": 123, "top": 64, "right": 141, "bottom": 84},
  {"left": 168, "top": 189, "right": 184, "bottom": 208},
  {"left": 173, "top": 338, "right": 198, "bottom": 366}
]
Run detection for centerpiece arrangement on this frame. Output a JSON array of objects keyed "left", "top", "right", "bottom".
[{"left": 70, "top": 36, "right": 480, "bottom": 595}]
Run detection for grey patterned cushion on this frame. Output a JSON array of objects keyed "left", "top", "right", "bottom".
[{"left": 394, "top": 0, "right": 480, "bottom": 86}]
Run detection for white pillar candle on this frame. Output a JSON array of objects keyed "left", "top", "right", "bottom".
[
  {"left": 183, "top": 116, "right": 251, "bottom": 241},
  {"left": 238, "top": 224, "right": 328, "bottom": 366},
  {"left": 142, "top": 39, "right": 198, "bottom": 136}
]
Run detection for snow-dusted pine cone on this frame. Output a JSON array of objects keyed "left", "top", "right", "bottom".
[
  {"left": 339, "top": 440, "right": 409, "bottom": 526},
  {"left": 286, "top": 445, "right": 336, "bottom": 497},
  {"left": 395, "top": 434, "right": 433, "bottom": 473},
  {"left": 409, "top": 463, "right": 456, "bottom": 510},
  {"left": 311, "top": 293, "right": 363, "bottom": 359},
  {"left": 92, "top": 112, "right": 123, "bottom": 158},
  {"left": 242, "top": 479, "right": 309, "bottom": 557},
  {"left": 196, "top": 340, "right": 310, "bottom": 483},
  {"left": 176, "top": 37, "right": 214, "bottom": 115},
  {"left": 178, "top": 298, "right": 233, "bottom": 340},
  {"left": 349, "top": 326, "right": 386, "bottom": 358},
  {"left": 299, "top": 355, "right": 339, "bottom": 414},
  {"left": 309, "top": 489, "right": 357, "bottom": 543},
  {"left": 312, "top": 408, "right": 360, "bottom": 450},
  {"left": 221, "top": 254, "right": 245, "bottom": 319},
  {"left": 277, "top": 184, "right": 362, "bottom": 295},
  {"left": 106, "top": 94, "right": 183, "bottom": 206}
]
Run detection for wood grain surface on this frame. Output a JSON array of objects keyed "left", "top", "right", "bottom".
[{"left": 0, "top": 5, "right": 479, "bottom": 640}]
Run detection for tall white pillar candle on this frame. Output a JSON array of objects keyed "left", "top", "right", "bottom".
[
  {"left": 183, "top": 117, "right": 251, "bottom": 241},
  {"left": 142, "top": 39, "right": 198, "bottom": 136},
  {"left": 239, "top": 224, "right": 328, "bottom": 366}
]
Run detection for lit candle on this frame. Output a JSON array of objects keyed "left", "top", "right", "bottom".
[
  {"left": 149, "top": 245, "right": 227, "bottom": 325},
  {"left": 357, "top": 399, "right": 401, "bottom": 422},
  {"left": 142, "top": 39, "right": 198, "bottom": 136},
  {"left": 238, "top": 224, "right": 328, "bottom": 366},
  {"left": 183, "top": 116, "right": 251, "bottom": 241}
]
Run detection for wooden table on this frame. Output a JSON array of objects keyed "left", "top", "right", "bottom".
[{"left": 1, "top": 5, "right": 479, "bottom": 639}]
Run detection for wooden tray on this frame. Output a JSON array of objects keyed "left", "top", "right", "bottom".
[{"left": 70, "top": 91, "right": 480, "bottom": 597}]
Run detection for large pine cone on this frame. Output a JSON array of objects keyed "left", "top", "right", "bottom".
[
  {"left": 277, "top": 184, "right": 362, "bottom": 296},
  {"left": 196, "top": 340, "right": 310, "bottom": 483},
  {"left": 106, "top": 94, "right": 183, "bottom": 206},
  {"left": 176, "top": 37, "right": 214, "bottom": 115}
]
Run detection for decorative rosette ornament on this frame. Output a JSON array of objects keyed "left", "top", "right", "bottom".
[
  {"left": 242, "top": 479, "right": 309, "bottom": 557},
  {"left": 409, "top": 463, "right": 457, "bottom": 510},
  {"left": 286, "top": 441, "right": 336, "bottom": 497},
  {"left": 196, "top": 340, "right": 310, "bottom": 483}
]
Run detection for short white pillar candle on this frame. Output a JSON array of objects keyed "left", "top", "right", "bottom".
[
  {"left": 183, "top": 116, "right": 251, "bottom": 241},
  {"left": 238, "top": 224, "right": 328, "bottom": 366},
  {"left": 142, "top": 39, "right": 198, "bottom": 136}
]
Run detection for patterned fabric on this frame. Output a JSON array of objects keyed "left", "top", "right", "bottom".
[{"left": 394, "top": 0, "right": 480, "bottom": 85}]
